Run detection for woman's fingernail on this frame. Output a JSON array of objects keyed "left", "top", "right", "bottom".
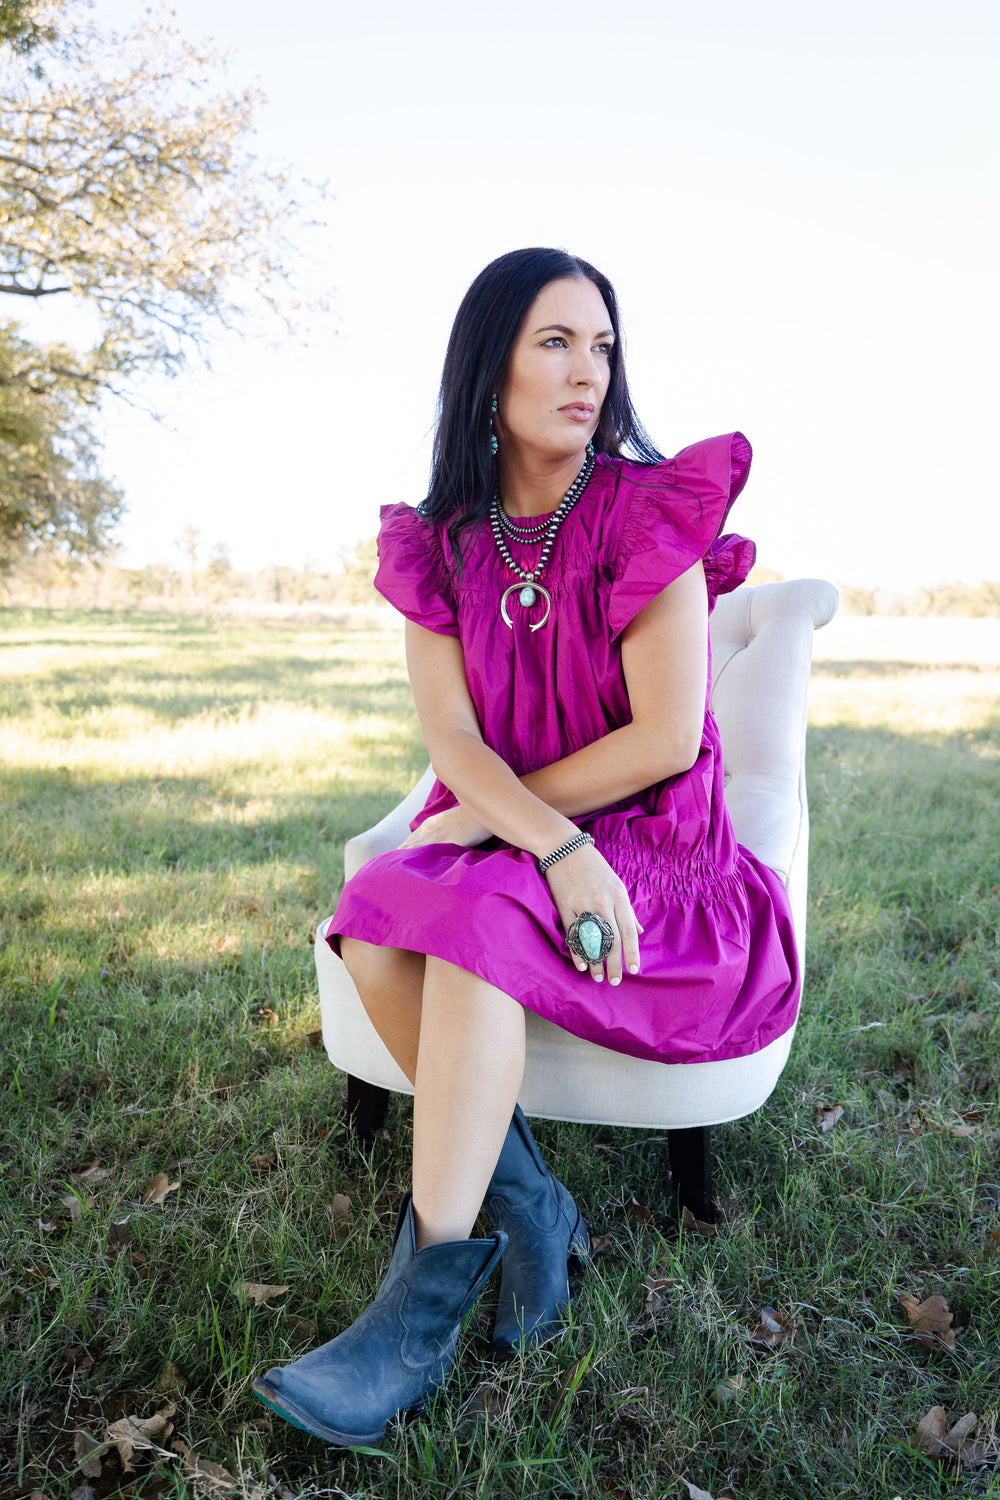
[
  {"left": 593, "top": 974, "right": 603, "bottom": 983},
  {"left": 610, "top": 976, "right": 620, "bottom": 986},
  {"left": 629, "top": 963, "right": 639, "bottom": 974}
]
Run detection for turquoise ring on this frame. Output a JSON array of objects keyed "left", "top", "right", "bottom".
[{"left": 566, "top": 911, "right": 615, "bottom": 965}]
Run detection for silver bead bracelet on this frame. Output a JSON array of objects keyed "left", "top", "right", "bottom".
[{"left": 537, "top": 832, "right": 594, "bottom": 874}]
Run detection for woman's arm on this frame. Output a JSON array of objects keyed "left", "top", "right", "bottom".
[{"left": 404, "top": 560, "right": 708, "bottom": 848}]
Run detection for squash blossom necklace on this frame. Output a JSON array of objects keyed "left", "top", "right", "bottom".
[{"left": 489, "top": 451, "right": 594, "bottom": 632}]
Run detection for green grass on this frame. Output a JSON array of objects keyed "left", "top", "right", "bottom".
[{"left": 2, "top": 608, "right": 999, "bottom": 1500}]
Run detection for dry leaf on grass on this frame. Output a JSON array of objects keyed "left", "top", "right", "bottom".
[
  {"left": 305, "top": 1029, "right": 323, "bottom": 1047},
  {"left": 817, "top": 1103, "right": 845, "bottom": 1133},
  {"left": 749, "top": 1305, "right": 804, "bottom": 1350},
  {"left": 328, "top": 1194, "right": 353, "bottom": 1235},
  {"left": 69, "top": 1486, "right": 94, "bottom": 1500},
  {"left": 171, "top": 1439, "right": 238, "bottom": 1495},
  {"left": 288, "top": 1316, "right": 316, "bottom": 1343},
  {"left": 217, "top": 933, "right": 240, "bottom": 954},
  {"left": 258, "top": 1007, "right": 279, "bottom": 1025},
  {"left": 73, "top": 1430, "right": 103, "bottom": 1479},
  {"left": 914, "top": 1406, "right": 976, "bottom": 1457},
  {"left": 682, "top": 1481, "right": 716, "bottom": 1500},
  {"left": 628, "top": 1197, "right": 654, "bottom": 1227},
  {"left": 238, "top": 1281, "right": 290, "bottom": 1306},
  {"left": 898, "top": 1293, "right": 957, "bottom": 1350},
  {"left": 681, "top": 1205, "right": 718, "bottom": 1237},
  {"left": 105, "top": 1402, "right": 177, "bottom": 1472},
  {"left": 63, "top": 1346, "right": 94, "bottom": 1376},
  {"left": 589, "top": 1232, "right": 614, "bottom": 1254},
  {"left": 712, "top": 1374, "right": 745, "bottom": 1406},
  {"left": 60, "top": 1191, "right": 94, "bottom": 1222},
  {"left": 157, "top": 1359, "right": 186, "bottom": 1394},
  {"left": 71, "top": 1161, "right": 113, "bottom": 1186},
  {"left": 249, "top": 1152, "right": 278, "bottom": 1174},
  {"left": 141, "top": 1172, "right": 179, "bottom": 1205}
]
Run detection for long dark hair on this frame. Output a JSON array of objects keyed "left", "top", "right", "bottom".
[{"left": 420, "top": 248, "right": 662, "bottom": 562}]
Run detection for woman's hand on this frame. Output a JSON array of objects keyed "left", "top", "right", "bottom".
[
  {"left": 543, "top": 842, "right": 643, "bottom": 986},
  {"left": 398, "top": 805, "right": 491, "bottom": 850}
]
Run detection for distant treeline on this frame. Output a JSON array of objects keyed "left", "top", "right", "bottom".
[{"left": 3, "top": 542, "right": 999, "bottom": 618}]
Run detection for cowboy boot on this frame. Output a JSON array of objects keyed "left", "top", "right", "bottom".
[
  {"left": 483, "top": 1105, "right": 590, "bottom": 1356},
  {"left": 252, "top": 1194, "right": 506, "bottom": 1446}
]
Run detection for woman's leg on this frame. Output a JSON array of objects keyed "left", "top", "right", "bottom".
[
  {"left": 340, "top": 936, "right": 424, "bottom": 1082},
  {"left": 412, "top": 956, "right": 525, "bottom": 1247},
  {"left": 341, "top": 939, "right": 527, "bottom": 1247}
]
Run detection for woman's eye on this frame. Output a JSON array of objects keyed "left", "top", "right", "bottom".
[
  {"left": 542, "top": 336, "right": 567, "bottom": 348},
  {"left": 594, "top": 342, "right": 614, "bottom": 356}
]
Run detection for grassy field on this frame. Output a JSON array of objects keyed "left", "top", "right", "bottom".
[{"left": 1, "top": 607, "right": 998, "bottom": 1500}]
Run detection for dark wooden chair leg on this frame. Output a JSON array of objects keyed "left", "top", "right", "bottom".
[
  {"left": 345, "top": 1074, "right": 390, "bottom": 1141},
  {"left": 666, "top": 1125, "right": 717, "bottom": 1223}
]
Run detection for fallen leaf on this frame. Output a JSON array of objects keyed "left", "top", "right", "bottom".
[
  {"left": 69, "top": 1486, "right": 94, "bottom": 1500},
  {"left": 305, "top": 1029, "right": 323, "bottom": 1047},
  {"left": 249, "top": 1152, "right": 278, "bottom": 1174},
  {"left": 29, "top": 1491, "right": 53, "bottom": 1500},
  {"left": 238, "top": 1281, "right": 290, "bottom": 1306},
  {"left": 898, "top": 1293, "right": 957, "bottom": 1350},
  {"left": 589, "top": 1232, "right": 614, "bottom": 1255},
  {"left": 105, "top": 1220, "right": 133, "bottom": 1260},
  {"left": 817, "top": 1103, "right": 845, "bottom": 1133},
  {"left": 141, "top": 1172, "right": 179, "bottom": 1205},
  {"left": 683, "top": 1482, "right": 716, "bottom": 1500},
  {"left": 288, "top": 1316, "right": 316, "bottom": 1343},
  {"left": 991, "top": 1229, "right": 1000, "bottom": 1252},
  {"left": 749, "top": 1305, "right": 804, "bottom": 1349},
  {"left": 37, "top": 1217, "right": 58, "bottom": 1232},
  {"left": 106, "top": 1402, "right": 177, "bottom": 1472},
  {"left": 157, "top": 1359, "right": 186, "bottom": 1394},
  {"left": 61, "top": 1192, "right": 94, "bottom": 1222},
  {"left": 73, "top": 1431, "right": 103, "bottom": 1479},
  {"left": 63, "top": 1346, "right": 94, "bottom": 1376},
  {"left": 329, "top": 1194, "right": 353, "bottom": 1235},
  {"left": 171, "top": 1439, "right": 238, "bottom": 1495},
  {"left": 628, "top": 1197, "right": 654, "bottom": 1226},
  {"left": 681, "top": 1205, "right": 718, "bottom": 1237},
  {"left": 72, "top": 1161, "right": 113, "bottom": 1186},
  {"left": 217, "top": 933, "right": 240, "bottom": 954},
  {"left": 259, "top": 1007, "right": 279, "bottom": 1025},
  {"left": 712, "top": 1374, "right": 745, "bottom": 1406},
  {"left": 914, "top": 1405, "right": 979, "bottom": 1458},
  {"left": 643, "top": 1273, "right": 680, "bottom": 1312}
]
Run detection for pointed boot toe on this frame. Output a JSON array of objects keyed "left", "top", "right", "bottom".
[{"left": 252, "top": 1194, "right": 506, "bottom": 1446}]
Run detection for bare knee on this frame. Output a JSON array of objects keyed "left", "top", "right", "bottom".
[{"left": 341, "top": 937, "right": 424, "bottom": 1005}]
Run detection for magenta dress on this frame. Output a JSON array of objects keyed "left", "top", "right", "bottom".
[{"left": 329, "top": 433, "right": 800, "bottom": 1066}]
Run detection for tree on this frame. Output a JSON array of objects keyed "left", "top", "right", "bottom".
[
  {"left": 0, "top": 0, "right": 321, "bottom": 560},
  {"left": 0, "top": 321, "right": 122, "bottom": 565}
]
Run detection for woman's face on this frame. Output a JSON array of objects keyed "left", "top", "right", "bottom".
[{"left": 496, "top": 277, "right": 613, "bottom": 464}]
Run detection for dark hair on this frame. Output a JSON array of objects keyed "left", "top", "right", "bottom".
[{"left": 420, "top": 247, "right": 662, "bottom": 560}]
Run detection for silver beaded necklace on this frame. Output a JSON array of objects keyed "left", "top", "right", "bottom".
[{"left": 489, "top": 453, "right": 594, "bottom": 632}]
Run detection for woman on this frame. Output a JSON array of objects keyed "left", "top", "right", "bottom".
[{"left": 253, "top": 248, "right": 799, "bottom": 1446}]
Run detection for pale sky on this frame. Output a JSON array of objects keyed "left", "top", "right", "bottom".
[{"left": 22, "top": 0, "right": 1000, "bottom": 589}]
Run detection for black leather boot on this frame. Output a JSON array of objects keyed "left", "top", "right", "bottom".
[
  {"left": 484, "top": 1105, "right": 590, "bottom": 1356},
  {"left": 252, "top": 1194, "right": 507, "bottom": 1446}
]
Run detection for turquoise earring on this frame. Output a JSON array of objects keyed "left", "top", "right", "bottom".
[
  {"left": 587, "top": 440, "right": 595, "bottom": 458},
  {"left": 490, "top": 394, "right": 498, "bottom": 457}
]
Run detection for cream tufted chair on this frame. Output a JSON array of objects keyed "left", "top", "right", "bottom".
[{"left": 315, "top": 579, "right": 839, "bottom": 1215}]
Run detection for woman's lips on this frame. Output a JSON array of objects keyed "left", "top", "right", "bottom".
[{"left": 559, "top": 404, "right": 594, "bottom": 423}]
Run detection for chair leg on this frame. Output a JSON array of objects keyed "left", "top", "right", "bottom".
[
  {"left": 345, "top": 1075, "right": 390, "bottom": 1141},
  {"left": 666, "top": 1126, "right": 717, "bottom": 1223}
]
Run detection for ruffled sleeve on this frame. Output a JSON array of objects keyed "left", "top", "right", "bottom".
[
  {"left": 374, "top": 503, "right": 459, "bottom": 637},
  {"left": 608, "top": 432, "right": 756, "bottom": 640}
]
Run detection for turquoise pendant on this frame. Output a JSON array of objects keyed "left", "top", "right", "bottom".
[
  {"left": 578, "top": 920, "right": 603, "bottom": 964},
  {"left": 519, "top": 585, "right": 536, "bottom": 607}
]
